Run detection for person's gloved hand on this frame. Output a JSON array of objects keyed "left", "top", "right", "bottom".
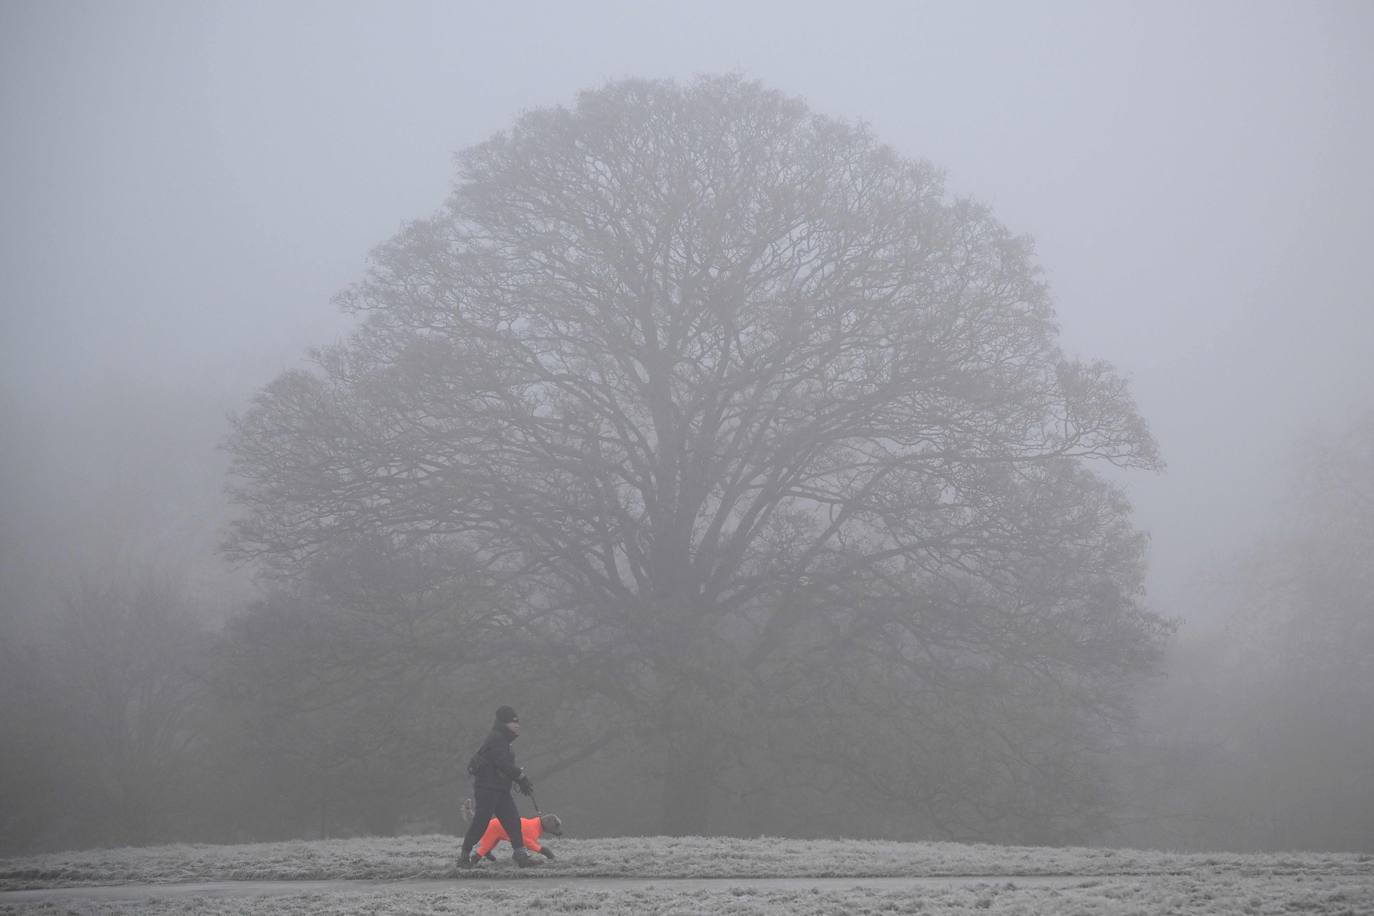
[
  {"left": 516, "top": 775, "right": 534, "bottom": 795},
  {"left": 539, "top": 847, "right": 555, "bottom": 860}
]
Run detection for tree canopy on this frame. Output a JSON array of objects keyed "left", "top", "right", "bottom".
[{"left": 227, "top": 76, "right": 1167, "bottom": 839}]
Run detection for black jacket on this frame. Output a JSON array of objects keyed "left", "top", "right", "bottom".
[{"left": 470, "top": 723, "right": 523, "bottom": 792}]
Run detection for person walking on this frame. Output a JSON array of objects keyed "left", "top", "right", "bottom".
[{"left": 459, "top": 705, "right": 538, "bottom": 868}]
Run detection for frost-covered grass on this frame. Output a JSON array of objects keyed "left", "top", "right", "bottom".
[
  {"left": 1, "top": 834, "right": 1369, "bottom": 891},
  {"left": 4, "top": 874, "right": 1374, "bottom": 915}
]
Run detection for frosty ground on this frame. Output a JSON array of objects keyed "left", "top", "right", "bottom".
[{"left": 2, "top": 835, "right": 1370, "bottom": 914}]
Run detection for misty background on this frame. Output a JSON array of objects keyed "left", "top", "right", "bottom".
[{"left": 2, "top": 0, "right": 1371, "bottom": 854}]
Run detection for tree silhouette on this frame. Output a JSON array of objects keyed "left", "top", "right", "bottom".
[{"left": 228, "top": 76, "right": 1166, "bottom": 836}]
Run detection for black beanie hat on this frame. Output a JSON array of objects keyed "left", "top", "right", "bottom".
[{"left": 496, "top": 705, "right": 519, "bottom": 724}]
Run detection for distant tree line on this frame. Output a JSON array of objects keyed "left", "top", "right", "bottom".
[
  {"left": 1113, "top": 414, "right": 1374, "bottom": 853},
  {"left": 5, "top": 414, "right": 1370, "bottom": 854}
]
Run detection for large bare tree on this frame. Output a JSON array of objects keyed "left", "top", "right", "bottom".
[{"left": 228, "top": 76, "right": 1166, "bottom": 836}]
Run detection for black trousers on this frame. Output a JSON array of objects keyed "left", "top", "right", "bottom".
[{"left": 461, "top": 785, "right": 524, "bottom": 855}]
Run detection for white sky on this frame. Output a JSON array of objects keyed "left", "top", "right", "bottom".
[{"left": 2, "top": 0, "right": 1372, "bottom": 619}]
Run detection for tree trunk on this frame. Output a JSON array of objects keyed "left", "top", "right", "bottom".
[{"left": 659, "top": 729, "right": 714, "bottom": 836}]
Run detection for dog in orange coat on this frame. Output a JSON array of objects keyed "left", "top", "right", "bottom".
[{"left": 461, "top": 797, "right": 563, "bottom": 862}]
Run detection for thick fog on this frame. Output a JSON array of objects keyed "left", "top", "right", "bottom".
[{"left": 2, "top": 1, "right": 1371, "bottom": 854}]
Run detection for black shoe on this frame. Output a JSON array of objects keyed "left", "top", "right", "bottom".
[
  {"left": 513, "top": 848, "right": 541, "bottom": 868},
  {"left": 456, "top": 852, "right": 477, "bottom": 869}
]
